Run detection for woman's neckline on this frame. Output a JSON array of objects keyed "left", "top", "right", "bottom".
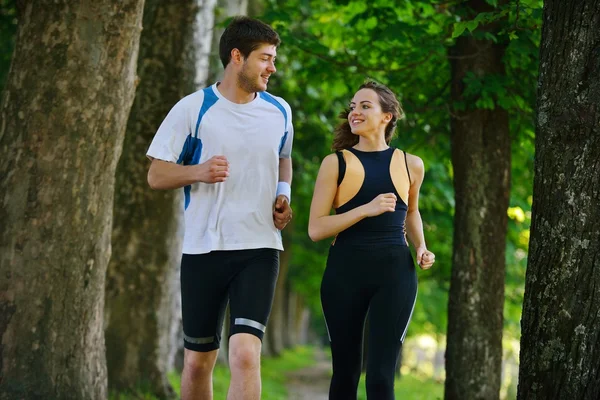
[{"left": 349, "top": 146, "right": 392, "bottom": 153}]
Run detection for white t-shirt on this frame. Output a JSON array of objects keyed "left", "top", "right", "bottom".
[{"left": 147, "top": 83, "right": 293, "bottom": 254}]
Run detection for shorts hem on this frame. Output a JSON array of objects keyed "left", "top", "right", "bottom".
[
  {"left": 184, "top": 340, "right": 220, "bottom": 352},
  {"left": 229, "top": 326, "right": 266, "bottom": 341}
]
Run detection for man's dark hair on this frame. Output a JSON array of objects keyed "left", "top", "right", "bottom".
[{"left": 219, "top": 16, "right": 281, "bottom": 68}]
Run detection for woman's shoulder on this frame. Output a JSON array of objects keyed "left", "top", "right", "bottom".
[
  {"left": 402, "top": 151, "right": 424, "bottom": 171},
  {"left": 319, "top": 152, "right": 340, "bottom": 171}
]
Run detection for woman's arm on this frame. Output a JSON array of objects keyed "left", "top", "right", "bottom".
[
  {"left": 405, "top": 154, "right": 435, "bottom": 269},
  {"left": 308, "top": 154, "right": 396, "bottom": 242}
]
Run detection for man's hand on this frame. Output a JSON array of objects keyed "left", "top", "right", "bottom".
[
  {"left": 198, "top": 155, "right": 229, "bottom": 183},
  {"left": 273, "top": 195, "right": 292, "bottom": 230}
]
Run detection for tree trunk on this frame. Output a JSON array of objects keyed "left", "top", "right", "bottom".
[
  {"left": 194, "top": 0, "right": 217, "bottom": 88},
  {"left": 283, "top": 287, "right": 295, "bottom": 348},
  {"left": 104, "top": 1, "right": 199, "bottom": 397},
  {"left": 0, "top": 1, "right": 144, "bottom": 399},
  {"left": 206, "top": 0, "right": 249, "bottom": 85},
  {"left": 517, "top": 2, "right": 600, "bottom": 399},
  {"left": 444, "top": 1, "right": 511, "bottom": 399},
  {"left": 284, "top": 286, "right": 299, "bottom": 348},
  {"left": 288, "top": 291, "right": 309, "bottom": 346},
  {"left": 265, "top": 229, "right": 291, "bottom": 356}
]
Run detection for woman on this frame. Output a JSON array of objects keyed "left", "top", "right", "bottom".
[{"left": 308, "top": 81, "right": 435, "bottom": 399}]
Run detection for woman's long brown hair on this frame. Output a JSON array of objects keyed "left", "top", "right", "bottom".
[{"left": 331, "top": 81, "right": 405, "bottom": 151}]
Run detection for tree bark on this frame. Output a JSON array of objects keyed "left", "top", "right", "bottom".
[
  {"left": 206, "top": 0, "right": 249, "bottom": 85},
  {"left": 517, "top": 1, "right": 600, "bottom": 399},
  {"left": 104, "top": 1, "right": 199, "bottom": 398},
  {"left": 0, "top": 1, "right": 144, "bottom": 399},
  {"left": 194, "top": 0, "right": 218, "bottom": 88},
  {"left": 265, "top": 229, "right": 291, "bottom": 356},
  {"left": 444, "top": 1, "right": 511, "bottom": 399},
  {"left": 283, "top": 287, "right": 296, "bottom": 348}
]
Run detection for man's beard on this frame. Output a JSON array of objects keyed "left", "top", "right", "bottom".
[{"left": 237, "top": 65, "right": 264, "bottom": 93}]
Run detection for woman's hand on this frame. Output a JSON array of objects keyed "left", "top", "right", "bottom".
[
  {"left": 416, "top": 247, "right": 435, "bottom": 270},
  {"left": 363, "top": 193, "right": 397, "bottom": 217}
]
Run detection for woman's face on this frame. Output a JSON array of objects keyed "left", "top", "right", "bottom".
[{"left": 348, "top": 88, "right": 390, "bottom": 136}]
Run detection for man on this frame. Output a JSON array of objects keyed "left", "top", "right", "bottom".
[{"left": 146, "top": 16, "right": 293, "bottom": 400}]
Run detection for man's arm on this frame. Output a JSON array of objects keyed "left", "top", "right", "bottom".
[
  {"left": 147, "top": 156, "right": 229, "bottom": 190},
  {"left": 273, "top": 157, "right": 293, "bottom": 230},
  {"left": 279, "top": 157, "right": 292, "bottom": 185}
]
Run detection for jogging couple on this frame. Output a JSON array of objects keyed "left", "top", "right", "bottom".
[{"left": 146, "top": 16, "right": 435, "bottom": 400}]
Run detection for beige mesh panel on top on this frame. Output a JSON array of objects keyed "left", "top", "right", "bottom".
[
  {"left": 390, "top": 149, "right": 410, "bottom": 206},
  {"left": 333, "top": 150, "right": 364, "bottom": 209}
]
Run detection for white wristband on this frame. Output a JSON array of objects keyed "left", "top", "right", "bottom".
[{"left": 276, "top": 181, "right": 291, "bottom": 203}]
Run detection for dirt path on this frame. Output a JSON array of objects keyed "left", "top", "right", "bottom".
[{"left": 285, "top": 347, "right": 331, "bottom": 400}]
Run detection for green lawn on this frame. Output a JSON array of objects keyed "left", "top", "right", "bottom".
[{"left": 357, "top": 373, "right": 444, "bottom": 400}]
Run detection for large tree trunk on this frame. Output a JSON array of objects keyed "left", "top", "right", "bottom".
[
  {"left": 265, "top": 229, "right": 292, "bottom": 356},
  {"left": 444, "top": 1, "right": 511, "bottom": 399},
  {"left": 0, "top": 1, "right": 144, "bottom": 399},
  {"left": 517, "top": 2, "right": 600, "bottom": 399},
  {"left": 104, "top": 1, "right": 198, "bottom": 397}
]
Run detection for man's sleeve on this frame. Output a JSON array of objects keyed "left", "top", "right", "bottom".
[
  {"left": 279, "top": 102, "right": 294, "bottom": 159},
  {"left": 146, "top": 98, "right": 193, "bottom": 163}
]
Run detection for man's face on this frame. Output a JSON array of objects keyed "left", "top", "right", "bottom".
[{"left": 237, "top": 43, "right": 277, "bottom": 93}]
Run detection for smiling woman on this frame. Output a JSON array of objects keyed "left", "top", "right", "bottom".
[{"left": 308, "top": 81, "right": 435, "bottom": 399}]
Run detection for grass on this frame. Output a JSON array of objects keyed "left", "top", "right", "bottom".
[{"left": 357, "top": 373, "right": 444, "bottom": 400}]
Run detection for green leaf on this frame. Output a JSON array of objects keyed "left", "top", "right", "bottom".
[
  {"left": 452, "top": 21, "right": 468, "bottom": 38},
  {"left": 466, "top": 20, "right": 479, "bottom": 32}
]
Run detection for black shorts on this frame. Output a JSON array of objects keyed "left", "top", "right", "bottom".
[{"left": 180, "top": 248, "right": 279, "bottom": 352}]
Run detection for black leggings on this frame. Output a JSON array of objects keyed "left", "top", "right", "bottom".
[{"left": 320, "top": 244, "right": 417, "bottom": 400}]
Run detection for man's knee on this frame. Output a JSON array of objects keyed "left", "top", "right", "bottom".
[
  {"left": 183, "top": 349, "right": 217, "bottom": 379},
  {"left": 229, "top": 334, "right": 261, "bottom": 372}
]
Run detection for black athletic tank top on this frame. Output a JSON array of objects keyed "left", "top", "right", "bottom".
[{"left": 334, "top": 147, "right": 410, "bottom": 247}]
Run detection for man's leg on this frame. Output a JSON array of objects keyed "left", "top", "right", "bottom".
[
  {"left": 181, "top": 348, "right": 219, "bottom": 400},
  {"left": 227, "top": 334, "right": 262, "bottom": 400},
  {"left": 180, "top": 252, "right": 230, "bottom": 400},
  {"left": 227, "top": 248, "right": 279, "bottom": 400}
]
